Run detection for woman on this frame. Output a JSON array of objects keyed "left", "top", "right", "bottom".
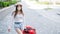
[{"left": 8, "top": 4, "right": 24, "bottom": 34}]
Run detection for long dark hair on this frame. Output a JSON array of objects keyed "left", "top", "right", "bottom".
[{"left": 13, "top": 4, "right": 24, "bottom": 18}]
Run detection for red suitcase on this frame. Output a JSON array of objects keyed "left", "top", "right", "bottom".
[{"left": 23, "top": 26, "right": 36, "bottom": 34}]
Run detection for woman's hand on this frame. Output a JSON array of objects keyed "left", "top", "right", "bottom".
[
  {"left": 8, "top": 26, "right": 11, "bottom": 32},
  {"left": 8, "top": 29, "right": 11, "bottom": 32}
]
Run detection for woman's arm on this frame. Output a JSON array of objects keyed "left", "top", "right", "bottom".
[
  {"left": 7, "top": 12, "right": 15, "bottom": 32},
  {"left": 11, "top": 11, "right": 15, "bottom": 16}
]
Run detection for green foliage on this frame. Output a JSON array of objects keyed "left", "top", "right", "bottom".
[
  {"left": 0, "top": 0, "right": 17, "bottom": 7},
  {"left": 10, "top": 1, "right": 17, "bottom": 5},
  {"left": 0, "top": 2, "right": 3, "bottom": 7},
  {"left": 2, "top": 2, "right": 10, "bottom": 7}
]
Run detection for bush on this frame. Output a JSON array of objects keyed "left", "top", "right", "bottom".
[
  {"left": 0, "top": 1, "right": 10, "bottom": 7},
  {"left": 0, "top": 1, "right": 17, "bottom": 8},
  {"left": 0, "top": 2, "right": 3, "bottom": 7},
  {"left": 2, "top": 2, "right": 10, "bottom": 7}
]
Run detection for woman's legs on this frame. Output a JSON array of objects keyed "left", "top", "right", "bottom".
[
  {"left": 14, "top": 22, "right": 23, "bottom": 34},
  {"left": 15, "top": 28, "right": 22, "bottom": 34}
]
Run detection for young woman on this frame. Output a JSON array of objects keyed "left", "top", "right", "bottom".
[{"left": 8, "top": 4, "right": 24, "bottom": 34}]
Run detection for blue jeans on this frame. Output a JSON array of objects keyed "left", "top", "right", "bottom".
[{"left": 14, "top": 22, "right": 23, "bottom": 30}]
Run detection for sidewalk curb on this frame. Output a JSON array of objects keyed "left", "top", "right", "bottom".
[{"left": 0, "top": 5, "right": 15, "bottom": 12}]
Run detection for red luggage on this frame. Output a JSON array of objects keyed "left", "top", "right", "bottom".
[{"left": 23, "top": 26, "right": 36, "bottom": 34}]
